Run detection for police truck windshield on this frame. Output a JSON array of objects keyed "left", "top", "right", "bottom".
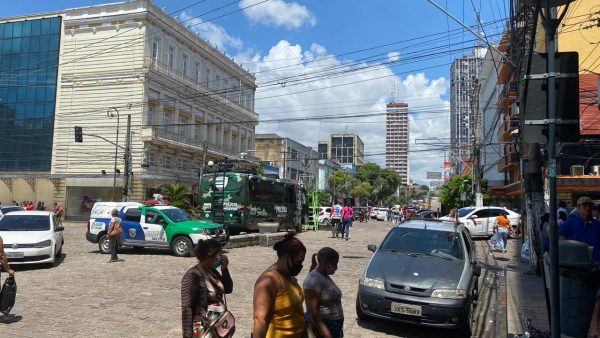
[{"left": 162, "top": 208, "right": 193, "bottom": 223}]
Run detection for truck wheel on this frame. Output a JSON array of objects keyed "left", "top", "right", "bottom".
[
  {"left": 98, "top": 234, "right": 111, "bottom": 254},
  {"left": 172, "top": 236, "right": 193, "bottom": 257}
]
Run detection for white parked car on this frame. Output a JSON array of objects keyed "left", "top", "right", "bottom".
[
  {"left": 0, "top": 205, "right": 25, "bottom": 217},
  {"left": 0, "top": 211, "right": 64, "bottom": 266},
  {"left": 439, "top": 206, "right": 521, "bottom": 236},
  {"left": 375, "top": 208, "right": 388, "bottom": 221},
  {"left": 319, "top": 207, "right": 332, "bottom": 224}
]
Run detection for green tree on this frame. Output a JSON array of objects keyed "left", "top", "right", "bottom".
[
  {"left": 439, "top": 175, "right": 474, "bottom": 209},
  {"left": 351, "top": 182, "right": 372, "bottom": 202},
  {"left": 159, "top": 183, "right": 193, "bottom": 212},
  {"left": 328, "top": 170, "right": 352, "bottom": 197}
]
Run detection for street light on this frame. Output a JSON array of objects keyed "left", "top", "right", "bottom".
[{"left": 107, "top": 107, "right": 119, "bottom": 202}]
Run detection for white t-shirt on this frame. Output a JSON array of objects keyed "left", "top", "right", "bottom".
[
  {"left": 303, "top": 270, "right": 343, "bottom": 320},
  {"left": 331, "top": 205, "right": 342, "bottom": 220}
]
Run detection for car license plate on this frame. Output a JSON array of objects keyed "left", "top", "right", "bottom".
[
  {"left": 6, "top": 252, "right": 24, "bottom": 259},
  {"left": 391, "top": 302, "right": 422, "bottom": 317}
]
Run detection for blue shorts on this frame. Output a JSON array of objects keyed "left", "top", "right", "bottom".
[{"left": 305, "top": 313, "right": 344, "bottom": 338}]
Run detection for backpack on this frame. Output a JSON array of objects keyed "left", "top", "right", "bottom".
[{"left": 0, "top": 276, "right": 17, "bottom": 315}]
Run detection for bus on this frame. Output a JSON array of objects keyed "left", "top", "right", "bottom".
[{"left": 198, "top": 171, "right": 309, "bottom": 235}]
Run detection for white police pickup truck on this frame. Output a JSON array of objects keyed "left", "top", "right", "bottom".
[{"left": 86, "top": 202, "right": 227, "bottom": 257}]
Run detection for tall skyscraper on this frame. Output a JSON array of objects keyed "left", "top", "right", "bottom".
[
  {"left": 450, "top": 54, "right": 483, "bottom": 172},
  {"left": 386, "top": 102, "right": 409, "bottom": 185}
]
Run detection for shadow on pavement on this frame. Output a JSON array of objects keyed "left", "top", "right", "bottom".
[{"left": 356, "top": 317, "right": 467, "bottom": 338}]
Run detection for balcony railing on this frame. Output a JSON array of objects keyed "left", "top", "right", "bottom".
[
  {"left": 498, "top": 117, "right": 520, "bottom": 141},
  {"left": 141, "top": 127, "right": 258, "bottom": 162},
  {"left": 498, "top": 152, "right": 520, "bottom": 172},
  {"left": 144, "top": 57, "right": 258, "bottom": 119},
  {"left": 498, "top": 82, "right": 518, "bottom": 107}
]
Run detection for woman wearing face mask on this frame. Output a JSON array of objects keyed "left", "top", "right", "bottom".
[
  {"left": 181, "top": 239, "right": 233, "bottom": 338},
  {"left": 303, "top": 248, "right": 343, "bottom": 338},
  {"left": 252, "top": 232, "right": 307, "bottom": 338}
]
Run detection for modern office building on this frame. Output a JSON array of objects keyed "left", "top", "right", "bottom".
[
  {"left": 328, "top": 134, "right": 364, "bottom": 165},
  {"left": 450, "top": 53, "right": 483, "bottom": 173},
  {"left": 254, "top": 134, "right": 319, "bottom": 189},
  {"left": 385, "top": 102, "right": 409, "bottom": 184},
  {"left": 0, "top": 1, "right": 258, "bottom": 218},
  {"left": 477, "top": 48, "right": 504, "bottom": 190}
]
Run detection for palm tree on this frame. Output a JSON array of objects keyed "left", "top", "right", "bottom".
[{"left": 159, "top": 183, "right": 193, "bottom": 212}]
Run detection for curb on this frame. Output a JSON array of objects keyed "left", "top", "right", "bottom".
[{"left": 225, "top": 232, "right": 286, "bottom": 249}]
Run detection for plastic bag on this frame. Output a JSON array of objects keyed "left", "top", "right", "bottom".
[
  {"left": 521, "top": 237, "right": 530, "bottom": 263},
  {"left": 0, "top": 275, "right": 17, "bottom": 315}
]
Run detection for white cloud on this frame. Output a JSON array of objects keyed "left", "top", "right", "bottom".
[
  {"left": 240, "top": 0, "right": 316, "bottom": 29},
  {"left": 179, "top": 12, "right": 243, "bottom": 51},
  {"left": 235, "top": 40, "right": 450, "bottom": 185},
  {"left": 387, "top": 51, "right": 400, "bottom": 63}
]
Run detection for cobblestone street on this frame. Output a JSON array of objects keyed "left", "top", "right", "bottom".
[{"left": 2, "top": 219, "right": 492, "bottom": 337}]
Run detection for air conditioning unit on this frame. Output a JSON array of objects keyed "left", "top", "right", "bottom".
[
  {"left": 592, "top": 165, "right": 600, "bottom": 176},
  {"left": 571, "top": 165, "right": 584, "bottom": 176}
]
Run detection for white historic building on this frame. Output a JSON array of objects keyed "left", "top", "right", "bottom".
[{"left": 0, "top": 0, "right": 258, "bottom": 218}]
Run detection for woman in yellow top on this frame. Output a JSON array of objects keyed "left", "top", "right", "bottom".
[
  {"left": 494, "top": 212, "right": 511, "bottom": 253},
  {"left": 253, "top": 232, "right": 307, "bottom": 338}
]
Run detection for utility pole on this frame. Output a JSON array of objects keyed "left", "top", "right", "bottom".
[
  {"left": 107, "top": 107, "right": 120, "bottom": 201},
  {"left": 198, "top": 141, "right": 209, "bottom": 178},
  {"left": 542, "top": 3, "right": 560, "bottom": 336},
  {"left": 122, "top": 115, "right": 132, "bottom": 201}
]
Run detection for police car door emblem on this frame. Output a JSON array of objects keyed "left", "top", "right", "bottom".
[{"left": 129, "top": 228, "right": 136, "bottom": 238}]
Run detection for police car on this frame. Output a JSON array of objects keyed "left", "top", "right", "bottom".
[{"left": 86, "top": 202, "right": 227, "bottom": 257}]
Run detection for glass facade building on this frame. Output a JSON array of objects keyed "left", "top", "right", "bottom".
[{"left": 0, "top": 17, "right": 61, "bottom": 170}]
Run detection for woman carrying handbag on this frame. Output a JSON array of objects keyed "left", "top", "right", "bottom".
[{"left": 181, "top": 239, "right": 235, "bottom": 338}]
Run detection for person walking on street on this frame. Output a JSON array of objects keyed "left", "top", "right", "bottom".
[
  {"left": 304, "top": 247, "right": 343, "bottom": 338},
  {"left": 0, "top": 234, "right": 15, "bottom": 281},
  {"left": 341, "top": 203, "right": 353, "bottom": 241},
  {"left": 253, "top": 232, "right": 307, "bottom": 338},
  {"left": 330, "top": 202, "right": 342, "bottom": 239},
  {"left": 494, "top": 212, "right": 511, "bottom": 253},
  {"left": 181, "top": 239, "right": 233, "bottom": 338},
  {"left": 106, "top": 209, "right": 123, "bottom": 263}
]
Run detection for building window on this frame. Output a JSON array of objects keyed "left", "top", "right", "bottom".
[
  {"left": 164, "top": 154, "right": 172, "bottom": 168},
  {"left": 146, "top": 104, "right": 156, "bottom": 125},
  {"left": 168, "top": 45, "right": 175, "bottom": 68},
  {"left": 205, "top": 67, "right": 211, "bottom": 86},
  {"left": 195, "top": 123, "right": 202, "bottom": 141},
  {"left": 182, "top": 54, "right": 189, "bottom": 76},
  {"left": 179, "top": 115, "right": 189, "bottom": 137},
  {"left": 179, "top": 158, "right": 188, "bottom": 171},
  {"left": 215, "top": 74, "right": 220, "bottom": 91},
  {"left": 163, "top": 110, "right": 172, "bottom": 133},
  {"left": 152, "top": 39, "right": 159, "bottom": 61},
  {"left": 147, "top": 152, "right": 155, "bottom": 166},
  {"left": 194, "top": 61, "right": 201, "bottom": 81}
]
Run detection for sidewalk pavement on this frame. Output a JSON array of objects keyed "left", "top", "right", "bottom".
[{"left": 475, "top": 236, "right": 549, "bottom": 337}]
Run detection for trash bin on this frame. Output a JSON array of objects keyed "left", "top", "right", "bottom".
[{"left": 558, "top": 240, "right": 598, "bottom": 338}]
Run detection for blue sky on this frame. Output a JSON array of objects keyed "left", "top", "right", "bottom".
[{"left": 3, "top": 0, "right": 509, "bottom": 184}]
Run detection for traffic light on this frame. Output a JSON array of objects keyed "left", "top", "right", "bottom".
[{"left": 74, "top": 126, "right": 83, "bottom": 143}]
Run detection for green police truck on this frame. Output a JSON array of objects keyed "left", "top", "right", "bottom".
[{"left": 198, "top": 172, "right": 309, "bottom": 235}]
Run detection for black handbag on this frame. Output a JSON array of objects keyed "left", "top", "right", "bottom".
[{"left": 0, "top": 276, "right": 17, "bottom": 315}]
